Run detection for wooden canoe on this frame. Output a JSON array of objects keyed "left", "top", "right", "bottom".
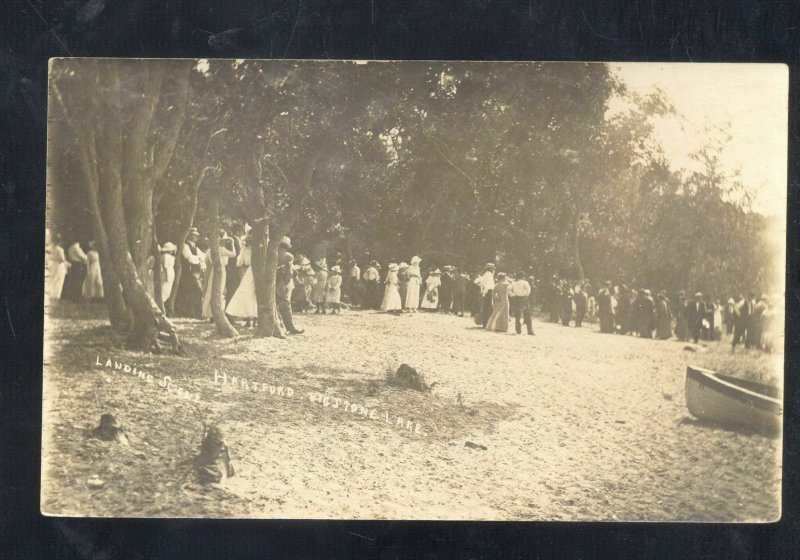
[{"left": 685, "top": 365, "right": 782, "bottom": 435}]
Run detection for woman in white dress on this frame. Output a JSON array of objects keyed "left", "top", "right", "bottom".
[
  {"left": 81, "top": 241, "right": 104, "bottom": 300},
  {"left": 160, "top": 242, "right": 177, "bottom": 303},
  {"left": 485, "top": 272, "right": 510, "bottom": 332},
  {"left": 380, "top": 263, "right": 402, "bottom": 312},
  {"left": 405, "top": 256, "right": 422, "bottom": 311},
  {"left": 421, "top": 269, "right": 441, "bottom": 310},
  {"left": 326, "top": 265, "right": 343, "bottom": 314},
  {"left": 201, "top": 235, "right": 237, "bottom": 320},
  {"left": 225, "top": 241, "right": 257, "bottom": 324},
  {"left": 47, "top": 239, "right": 70, "bottom": 300}
]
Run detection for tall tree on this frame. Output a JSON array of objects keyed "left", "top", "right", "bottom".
[{"left": 49, "top": 59, "right": 194, "bottom": 351}]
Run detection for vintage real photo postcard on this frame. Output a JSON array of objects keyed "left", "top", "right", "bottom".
[{"left": 42, "top": 59, "right": 786, "bottom": 520}]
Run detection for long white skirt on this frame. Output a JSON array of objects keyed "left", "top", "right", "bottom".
[
  {"left": 161, "top": 269, "right": 175, "bottom": 302},
  {"left": 48, "top": 263, "right": 69, "bottom": 300},
  {"left": 421, "top": 288, "right": 439, "bottom": 309},
  {"left": 381, "top": 284, "right": 402, "bottom": 311},
  {"left": 405, "top": 278, "right": 421, "bottom": 309},
  {"left": 225, "top": 267, "right": 257, "bottom": 319},
  {"left": 82, "top": 260, "right": 104, "bottom": 299}
]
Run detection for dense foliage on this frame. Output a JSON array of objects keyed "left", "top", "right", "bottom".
[{"left": 49, "top": 59, "right": 780, "bottom": 344}]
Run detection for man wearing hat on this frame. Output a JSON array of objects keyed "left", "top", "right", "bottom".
[
  {"left": 476, "top": 263, "right": 496, "bottom": 327},
  {"left": 686, "top": 292, "right": 706, "bottom": 344},
  {"left": 175, "top": 227, "right": 205, "bottom": 318},
  {"left": 732, "top": 292, "right": 755, "bottom": 351},
  {"left": 508, "top": 270, "right": 534, "bottom": 335}
]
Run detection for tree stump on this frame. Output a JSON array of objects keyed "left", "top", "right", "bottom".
[
  {"left": 195, "top": 426, "right": 235, "bottom": 484},
  {"left": 389, "top": 364, "right": 436, "bottom": 392},
  {"left": 91, "top": 413, "right": 130, "bottom": 445}
]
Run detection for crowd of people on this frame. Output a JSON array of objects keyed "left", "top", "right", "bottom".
[
  {"left": 46, "top": 234, "right": 105, "bottom": 303},
  {"left": 46, "top": 226, "right": 783, "bottom": 353},
  {"left": 537, "top": 277, "right": 783, "bottom": 353}
]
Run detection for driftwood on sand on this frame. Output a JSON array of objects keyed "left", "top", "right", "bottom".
[
  {"left": 387, "top": 364, "right": 437, "bottom": 392},
  {"left": 195, "top": 426, "right": 235, "bottom": 484},
  {"left": 90, "top": 413, "right": 130, "bottom": 445}
]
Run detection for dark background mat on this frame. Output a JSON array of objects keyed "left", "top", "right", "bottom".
[{"left": 1, "top": 1, "right": 798, "bottom": 557}]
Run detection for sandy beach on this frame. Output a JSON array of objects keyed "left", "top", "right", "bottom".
[{"left": 41, "top": 302, "right": 781, "bottom": 521}]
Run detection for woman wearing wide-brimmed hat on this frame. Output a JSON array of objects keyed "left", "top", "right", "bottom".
[
  {"left": 421, "top": 269, "right": 441, "bottom": 311},
  {"left": 405, "top": 256, "right": 422, "bottom": 311},
  {"left": 380, "top": 263, "right": 402, "bottom": 312}
]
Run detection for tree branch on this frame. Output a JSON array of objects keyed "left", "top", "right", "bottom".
[{"left": 152, "top": 64, "right": 192, "bottom": 183}]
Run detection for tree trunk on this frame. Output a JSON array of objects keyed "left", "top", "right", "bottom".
[
  {"left": 164, "top": 167, "right": 211, "bottom": 316},
  {"left": 207, "top": 191, "right": 239, "bottom": 337},
  {"left": 87, "top": 195, "right": 131, "bottom": 330},
  {"left": 250, "top": 220, "right": 283, "bottom": 338},
  {"left": 99, "top": 241, "right": 132, "bottom": 330},
  {"left": 101, "top": 177, "right": 180, "bottom": 352},
  {"left": 52, "top": 60, "right": 189, "bottom": 353},
  {"left": 76, "top": 124, "right": 131, "bottom": 330},
  {"left": 167, "top": 259, "right": 181, "bottom": 317},
  {"left": 152, "top": 242, "right": 165, "bottom": 313}
]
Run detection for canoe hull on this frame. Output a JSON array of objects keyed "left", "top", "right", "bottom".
[{"left": 685, "top": 366, "right": 782, "bottom": 435}]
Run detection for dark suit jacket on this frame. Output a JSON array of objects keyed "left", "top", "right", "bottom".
[{"left": 686, "top": 300, "right": 705, "bottom": 327}]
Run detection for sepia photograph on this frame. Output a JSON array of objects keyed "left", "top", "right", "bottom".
[{"left": 42, "top": 58, "right": 786, "bottom": 520}]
